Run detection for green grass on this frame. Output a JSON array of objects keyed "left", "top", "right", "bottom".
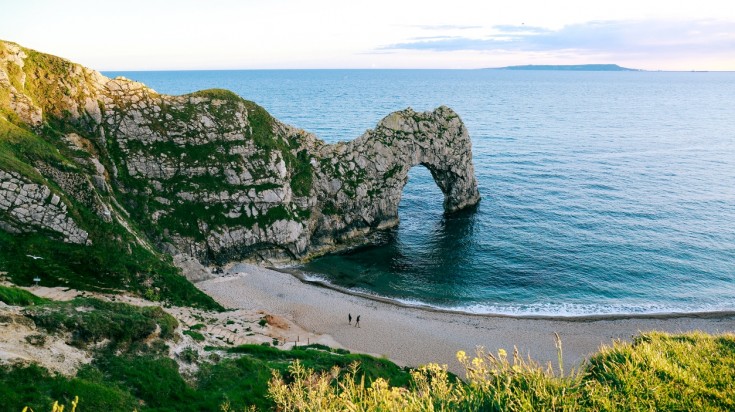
[
  {"left": 21, "top": 48, "right": 98, "bottom": 127},
  {"left": 25, "top": 297, "right": 178, "bottom": 349},
  {"left": 0, "top": 363, "right": 138, "bottom": 412},
  {"left": 188, "top": 88, "right": 242, "bottom": 102},
  {"left": 271, "top": 331, "right": 735, "bottom": 411},
  {"left": 0, "top": 285, "right": 47, "bottom": 306},
  {"left": 0, "top": 117, "right": 71, "bottom": 182},
  {"left": 183, "top": 330, "right": 205, "bottom": 342},
  {"left": 0, "top": 342, "right": 412, "bottom": 411},
  {"left": 578, "top": 332, "right": 735, "bottom": 410},
  {"left": 287, "top": 149, "right": 313, "bottom": 197},
  {"left": 90, "top": 355, "right": 200, "bottom": 411},
  {"left": 2, "top": 331, "right": 734, "bottom": 411},
  {"left": 0, "top": 231, "right": 222, "bottom": 310},
  {"left": 228, "top": 344, "right": 412, "bottom": 388}
]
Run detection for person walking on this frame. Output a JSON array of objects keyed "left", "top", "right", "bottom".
[
  {"left": 355, "top": 315, "right": 360, "bottom": 328},
  {"left": 348, "top": 313, "right": 352, "bottom": 325}
]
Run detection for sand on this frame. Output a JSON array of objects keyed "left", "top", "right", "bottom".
[{"left": 197, "top": 263, "right": 735, "bottom": 375}]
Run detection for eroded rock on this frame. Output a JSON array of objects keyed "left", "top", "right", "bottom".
[{"left": 0, "top": 40, "right": 479, "bottom": 265}]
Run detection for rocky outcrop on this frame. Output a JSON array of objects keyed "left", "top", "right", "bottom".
[
  {"left": 0, "top": 40, "right": 479, "bottom": 265},
  {"left": 0, "top": 170, "right": 89, "bottom": 244},
  {"left": 308, "top": 107, "right": 479, "bottom": 255}
]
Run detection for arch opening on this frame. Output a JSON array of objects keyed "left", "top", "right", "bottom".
[{"left": 398, "top": 165, "right": 446, "bottom": 228}]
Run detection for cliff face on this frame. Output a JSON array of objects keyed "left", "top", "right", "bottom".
[{"left": 0, "top": 40, "right": 479, "bottom": 267}]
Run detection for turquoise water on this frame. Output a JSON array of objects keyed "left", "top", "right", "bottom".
[{"left": 107, "top": 70, "right": 735, "bottom": 316}]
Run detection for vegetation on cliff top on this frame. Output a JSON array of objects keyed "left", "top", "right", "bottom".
[
  {"left": 1, "top": 292, "right": 412, "bottom": 411},
  {"left": 3, "top": 286, "right": 733, "bottom": 411},
  {"left": 3, "top": 328, "right": 734, "bottom": 411},
  {"left": 270, "top": 331, "right": 735, "bottom": 411},
  {"left": 0, "top": 231, "right": 222, "bottom": 310}
]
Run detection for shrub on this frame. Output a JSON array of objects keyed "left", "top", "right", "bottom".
[{"left": 179, "top": 347, "right": 199, "bottom": 364}]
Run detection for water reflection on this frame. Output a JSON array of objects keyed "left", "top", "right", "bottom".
[{"left": 301, "top": 167, "right": 479, "bottom": 302}]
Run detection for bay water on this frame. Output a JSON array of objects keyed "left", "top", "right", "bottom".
[{"left": 106, "top": 69, "right": 735, "bottom": 316}]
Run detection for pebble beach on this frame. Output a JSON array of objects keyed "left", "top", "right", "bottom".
[{"left": 197, "top": 263, "right": 735, "bottom": 375}]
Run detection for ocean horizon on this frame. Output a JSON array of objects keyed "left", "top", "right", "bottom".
[{"left": 105, "top": 69, "right": 735, "bottom": 317}]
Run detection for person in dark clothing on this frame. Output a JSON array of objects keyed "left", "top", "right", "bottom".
[
  {"left": 355, "top": 315, "right": 360, "bottom": 328},
  {"left": 348, "top": 313, "right": 352, "bottom": 325}
]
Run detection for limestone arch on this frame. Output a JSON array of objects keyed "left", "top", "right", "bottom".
[{"left": 311, "top": 106, "right": 480, "bottom": 252}]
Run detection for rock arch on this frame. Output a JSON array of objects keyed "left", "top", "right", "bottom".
[
  {"left": 0, "top": 40, "right": 481, "bottom": 264},
  {"left": 309, "top": 106, "right": 481, "bottom": 254}
]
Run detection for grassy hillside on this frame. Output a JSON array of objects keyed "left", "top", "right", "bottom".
[
  {"left": 0, "top": 289, "right": 411, "bottom": 411},
  {"left": 2, "top": 290, "right": 733, "bottom": 412},
  {"left": 0, "top": 231, "right": 220, "bottom": 309},
  {"left": 0, "top": 119, "right": 221, "bottom": 308},
  {"left": 0, "top": 42, "right": 220, "bottom": 310}
]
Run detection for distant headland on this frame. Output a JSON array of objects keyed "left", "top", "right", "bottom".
[{"left": 489, "top": 64, "right": 641, "bottom": 71}]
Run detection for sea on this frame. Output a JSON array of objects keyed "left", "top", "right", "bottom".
[{"left": 104, "top": 69, "right": 735, "bottom": 317}]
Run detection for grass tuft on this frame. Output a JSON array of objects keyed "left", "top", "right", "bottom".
[{"left": 0, "top": 285, "right": 47, "bottom": 306}]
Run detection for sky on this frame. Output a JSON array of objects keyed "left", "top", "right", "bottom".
[{"left": 2, "top": 0, "right": 734, "bottom": 71}]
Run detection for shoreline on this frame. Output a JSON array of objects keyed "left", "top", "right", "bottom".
[
  {"left": 277, "top": 266, "right": 735, "bottom": 322},
  {"left": 199, "top": 263, "right": 735, "bottom": 375}
]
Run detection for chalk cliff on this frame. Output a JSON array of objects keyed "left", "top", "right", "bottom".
[{"left": 0, "top": 40, "right": 479, "bottom": 269}]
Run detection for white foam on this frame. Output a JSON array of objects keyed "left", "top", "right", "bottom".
[{"left": 291, "top": 270, "right": 735, "bottom": 318}]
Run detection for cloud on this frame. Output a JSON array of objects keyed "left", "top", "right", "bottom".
[
  {"left": 410, "top": 35, "right": 459, "bottom": 41},
  {"left": 491, "top": 25, "right": 552, "bottom": 34},
  {"left": 380, "top": 19, "right": 735, "bottom": 57},
  {"left": 414, "top": 24, "right": 483, "bottom": 31}
]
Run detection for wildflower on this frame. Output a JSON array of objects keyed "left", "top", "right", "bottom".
[{"left": 456, "top": 350, "right": 467, "bottom": 363}]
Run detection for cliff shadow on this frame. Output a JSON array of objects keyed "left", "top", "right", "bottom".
[{"left": 301, "top": 165, "right": 479, "bottom": 293}]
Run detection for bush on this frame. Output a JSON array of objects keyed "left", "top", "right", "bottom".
[{"left": 179, "top": 347, "right": 199, "bottom": 364}]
